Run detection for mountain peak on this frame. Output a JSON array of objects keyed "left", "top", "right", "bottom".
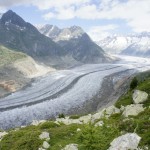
[{"left": 1, "top": 10, "right": 26, "bottom": 27}]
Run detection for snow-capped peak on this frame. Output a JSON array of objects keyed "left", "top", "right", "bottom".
[{"left": 96, "top": 32, "right": 150, "bottom": 57}]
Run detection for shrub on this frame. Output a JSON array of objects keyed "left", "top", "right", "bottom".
[
  {"left": 130, "top": 77, "right": 138, "bottom": 90},
  {"left": 69, "top": 115, "right": 80, "bottom": 119},
  {"left": 39, "top": 121, "right": 59, "bottom": 129},
  {"left": 58, "top": 113, "right": 65, "bottom": 118},
  {"left": 78, "top": 123, "right": 119, "bottom": 150}
]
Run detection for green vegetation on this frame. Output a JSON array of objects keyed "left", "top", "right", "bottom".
[
  {"left": 0, "top": 45, "right": 26, "bottom": 67},
  {"left": 58, "top": 113, "right": 65, "bottom": 118},
  {"left": 78, "top": 123, "right": 119, "bottom": 150},
  {"left": 69, "top": 115, "right": 80, "bottom": 119},
  {"left": 130, "top": 77, "right": 138, "bottom": 90},
  {"left": 0, "top": 72, "right": 150, "bottom": 150}
]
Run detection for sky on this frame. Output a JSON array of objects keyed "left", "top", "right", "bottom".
[{"left": 0, "top": 0, "right": 150, "bottom": 41}]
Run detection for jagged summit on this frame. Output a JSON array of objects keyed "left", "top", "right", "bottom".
[
  {"left": 1, "top": 10, "right": 26, "bottom": 27},
  {"left": 38, "top": 24, "right": 85, "bottom": 41}
]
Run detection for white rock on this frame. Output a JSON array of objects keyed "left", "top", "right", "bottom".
[
  {"left": 42, "top": 141, "right": 50, "bottom": 149},
  {"left": 0, "top": 131, "right": 8, "bottom": 141},
  {"left": 109, "top": 133, "right": 141, "bottom": 150},
  {"left": 95, "top": 120, "right": 104, "bottom": 127},
  {"left": 39, "top": 132, "right": 50, "bottom": 141},
  {"left": 31, "top": 120, "right": 46, "bottom": 126},
  {"left": 133, "top": 90, "right": 148, "bottom": 104},
  {"left": 62, "top": 144, "right": 78, "bottom": 150},
  {"left": 122, "top": 104, "right": 145, "bottom": 117}
]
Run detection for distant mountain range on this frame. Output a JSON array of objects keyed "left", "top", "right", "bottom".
[
  {"left": 97, "top": 32, "right": 150, "bottom": 57},
  {"left": 0, "top": 10, "right": 113, "bottom": 68},
  {"left": 37, "top": 24, "right": 114, "bottom": 64}
]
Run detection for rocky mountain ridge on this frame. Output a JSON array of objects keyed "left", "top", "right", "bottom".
[{"left": 38, "top": 24, "right": 114, "bottom": 63}]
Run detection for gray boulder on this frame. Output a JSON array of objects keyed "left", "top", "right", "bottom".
[
  {"left": 108, "top": 133, "right": 141, "bottom": 150},
  {"left": 122, "top": 104, "right": 145, "bottom": 117},
  {"left": 132, "top": 90, "right": 148, "bottom": 104}
]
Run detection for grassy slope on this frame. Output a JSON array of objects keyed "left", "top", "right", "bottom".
[
  {"left": 0, "top": 45, "right": 26, "bottom": 67},
  {"left": 0, "top": 72, "right": 150, "bottom": 150}
]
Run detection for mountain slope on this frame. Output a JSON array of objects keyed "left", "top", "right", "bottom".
[
  {"left": 0, "top": 10, "right": 66, "bottom": 67},
  {"left": 97, "top": 32, "right": 150, "bottom": 57},
  {"left": 0, "top": 45, "right": 53, "bottom": 97},
  {"left": 38, "top": 25, "right": 114, "bottom": 63},
  {"left": 0, "top": 45, "right": 26, "bottom": 67}
]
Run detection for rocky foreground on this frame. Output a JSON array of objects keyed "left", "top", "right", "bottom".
[{"left": 0, "top": 72, "right": 150, "bottom": 150}]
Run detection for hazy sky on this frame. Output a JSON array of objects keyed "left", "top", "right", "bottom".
[{"left": 0, "top": 0, "right": 150, "bottom": 40}]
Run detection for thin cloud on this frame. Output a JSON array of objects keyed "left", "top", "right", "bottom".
[{"left": 88, "top": 25, "right": 118, "bottom": 41}]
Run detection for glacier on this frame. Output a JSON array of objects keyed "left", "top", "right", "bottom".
[{"left": 0, "top": 55, "right": 150, "bottom": 129}]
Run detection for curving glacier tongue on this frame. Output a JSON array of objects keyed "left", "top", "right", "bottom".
[{"left": 0, "top": 55, "right": 150, "bottom": 129}]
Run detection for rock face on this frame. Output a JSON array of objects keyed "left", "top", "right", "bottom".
[
  {"left": 132, "top": 90, "right": 148, "bottom": 104},
  {"left": 122, "top": 104, "right": 145, "bottom": 117},
  {"left": 62, "top": 144, "right": 78, "bottom": 150},
  {"left": 109, "top": 133, "right": 141, "bottom": 150}
]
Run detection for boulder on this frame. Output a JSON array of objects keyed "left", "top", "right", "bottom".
[
  {"left": 39, "top": 132, "right": 50, "bottom": 141},
  {"left": 62, "top": 144, "right": 78, "bottom": 150},
  {"left": 43, "top": 141, "right": 50, "bottom": 149},
  {"left": 104, "top": 105, "right": 120, "bottom": 116},
  {"left": 0, "top": 131, "right": 8, "bottom": 141},
  {"left": 122, "top": 104, "right": 145, "bottom": 117},
  {"left": 109, "top": 133, "right": 141, "bottom": 150},
  {"left": 132, "top": 90, "right": 148, "bottom": 104}
]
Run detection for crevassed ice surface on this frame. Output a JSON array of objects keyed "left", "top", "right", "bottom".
[{"left": 0, "top": 55, "right": 150, "bottom": 129}]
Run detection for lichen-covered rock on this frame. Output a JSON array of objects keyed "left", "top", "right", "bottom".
[
  {"left": 62, "top": 144, "right": 78, "bottom": 150},
  {"left": 43, "top": 141, "right": 50, "bottom": 149},
  {"left": 108, "top": 133, "right": 141, "bottom": 150},
  {"left": 122, "top": 104, "right": 145, "bottom": 117},
  {"left": 132, "top": 90, "right": 148, "bottom": 104},
  {"left": 39, "top": 132, "right": 50, "bottom": 141}
]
